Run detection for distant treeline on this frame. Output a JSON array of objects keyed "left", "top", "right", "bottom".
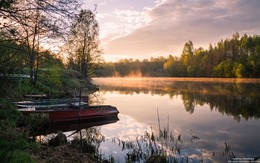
[{"left": 97, "top": 33, "right": 260, "bottom": 78}]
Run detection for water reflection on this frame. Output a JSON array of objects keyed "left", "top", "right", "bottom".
[
  {"left": 37, "top": 115, "right": 119, "bottom": 135},
  {"left": 91, "top": 78, "right": 260, "bottom": 162},
  {"left": 35, "top": 78, "right": 260, "bottom": 162},
  {"left": 93, "top": 78, "right": 260, "bottom": 121}
]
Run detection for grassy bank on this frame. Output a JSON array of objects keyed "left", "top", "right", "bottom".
[
  {"left": 0, "top": 68, "right": 98, "bottom": 162},
  {"left": 0, "top": 98, "right": 40, "bottom": 162}
]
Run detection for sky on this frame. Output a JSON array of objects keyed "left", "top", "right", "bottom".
[{"left": 83, "top": 0, "right": 260, "bottom": 62}]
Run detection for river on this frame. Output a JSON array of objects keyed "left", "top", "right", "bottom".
[{"left": 88, "top": 77, "right": 260, "bottom": 162}]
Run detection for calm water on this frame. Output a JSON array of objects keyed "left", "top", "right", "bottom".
[{"left": 89, "top": 77, "right": 260, "bottom": 162}]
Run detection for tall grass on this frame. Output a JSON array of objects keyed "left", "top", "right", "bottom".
[{"left": 106, "top": 110, "right": 189, "bottom": 162}]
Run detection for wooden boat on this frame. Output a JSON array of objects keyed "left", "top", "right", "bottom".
[
  {"left": 14, "top": 98, "right": 85, "bottom": 109},
  {"left": 23, "top": 94, "right": 49, "bottom": 99},
  {"left": 49, "top": 105, "right": 119, "bottom": 122},
  {"left": 19, "top": 105, "right": 119, "bottom": 123},
  {"left": 17, "top": 102, "right": 88, "bottom": 109}
]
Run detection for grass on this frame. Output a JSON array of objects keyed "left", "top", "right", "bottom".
[
  {"left": 0, "top": 98, "right": 41, "bottom": 162},
  {"left": 105, "top": 110, "right": 188, "bottom": 162},
  {"left": 109, "top": 127, "right": 186, "bottom": 163}
]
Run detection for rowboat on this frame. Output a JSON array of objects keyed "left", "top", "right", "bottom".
[
  {"left": 16, "top": 102, "right": 88, "bottom": 109},
  {"left": 14, "top": 98, "right": 87, "bottom": 109},
  {"left": 49, "top": 105, "right": 119, "bottom": 122},
  {"left": 19, "top": 105, "right": 119, "bottom": 123},
  {"left": 23, "top": 94, "right": 49, "bottom": 99}
]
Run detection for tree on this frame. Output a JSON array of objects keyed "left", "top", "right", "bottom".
[
  {"left": 0, "top": 0, "right": 80, "bottom": 85},
  {"left": 0, "top": 40, "right": 28, "bottom": 74},
  {"left": 181, "top": 40, "right": 194, "bottom": 76},
  {"left": 230, "top": 32, "right": 240, "bottom": 61},
  {"left": 163, "top": 55, "right": 185, "bottom": 77},
  {"left": 163, "top": 55, "right": 174, "bottom": 75},
  {"left": 181, "top": 40, "right": 194, "bottom": 66},
  {"left": 66, "top": 9, "right": 102, "bottom": 79}
]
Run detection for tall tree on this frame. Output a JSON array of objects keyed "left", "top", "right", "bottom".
[
  {"left": 66, "top": 9, "right": 102, "bottom": 79},
  {"left": 181, "top": 40, "right": 194, "bottom": 66},
  {"left": 181, "top": 40, "right": 194, "bottom": 76}
]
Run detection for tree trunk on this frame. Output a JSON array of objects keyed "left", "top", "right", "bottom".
[{"left": 29, "top": 51, "right": 35, "bottom": 85}]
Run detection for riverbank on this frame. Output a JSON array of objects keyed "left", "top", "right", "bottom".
[
  {"left": 0, "top": 101, "right": 102, "bottom": 162},
  {"left": 0, "top": 68, "right": 99, "bottom": 162}
]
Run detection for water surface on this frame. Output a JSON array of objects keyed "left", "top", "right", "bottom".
[{"left": 90, "top": 77, "right": 260, "bottom": 162}]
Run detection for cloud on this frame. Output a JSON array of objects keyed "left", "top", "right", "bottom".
[
  {"left": 97, "top": 8, "right": 151, "bottom": 48},
  {"left": 101, "top": 114, "right": 150, "bottom": 140},
  {"left": 102, "top": 0, "right": 260, "bottom": 58}
]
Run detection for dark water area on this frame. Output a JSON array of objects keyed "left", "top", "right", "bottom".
[{"left": 38, "top": 78, "right": 260, "bottom": 162}]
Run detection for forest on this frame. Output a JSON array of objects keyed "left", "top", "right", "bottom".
[{"left": 97, "top": 33, "right": 260, "bottom": 78}]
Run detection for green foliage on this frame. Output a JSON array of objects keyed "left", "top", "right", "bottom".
[
  {"left": 0, "top": 99, "right": 39, "bottom": 162},
  {"left": 0, "top": 139, "right": 36, "bottom": 163},
  {"left": 40, "top": 67, "right": 62, "bottom": 88},
  {"left": 163, "top": 55, "right": 186, "bottom": 77},
  {"left": 163, "top": 55, "right": 174, "bottom": 73},
  {"left": 39, "top": 51, "right": 64, "bottom": 69},
  {"left": 213, "top": 61, "right": 234, "bottom": 77},
  {"left": 0, "top": 40, "right": 28, "bottom": 74},
  {"left": 0, "top": 99, "right": 20, "bottom": 122},
  {"left": 181, "top": 40, "right": 194, "bottom": 66},
  {"left": 233, "top": 63, "right": 245, "bottom": 78},
  {"left": 9, "top": 150, "right": 33, "bottom": 162}
]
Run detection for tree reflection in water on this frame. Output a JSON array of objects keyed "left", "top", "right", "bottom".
[
  {"left": 80, "top": 78, "right": 260, "bottom": 162},
  {"left": 94, "top": 79, "right": 260, "bottom": 121}
]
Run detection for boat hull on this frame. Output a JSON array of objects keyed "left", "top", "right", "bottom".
[{"left": 48, "top": 105, "right": 119, "bottom": 122}]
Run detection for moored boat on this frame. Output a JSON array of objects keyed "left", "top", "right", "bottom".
[
  {"left": 14, "top": 98, "right": 86, "bottom": 109},
  {"left": 23, "top": 94, "right": 49, "bottom": 99},
  {"left": 49, "top": 105, "right": 119, "bottom": 122},
  {"left": 19, "top": 105, "right": 119, "bottom": 123}
]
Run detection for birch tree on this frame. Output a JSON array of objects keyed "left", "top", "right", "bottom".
[{"left": 66, "top": 9, "right": 102, "bottom": 79}]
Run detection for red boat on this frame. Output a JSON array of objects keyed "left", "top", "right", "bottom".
[
  {"left": 49, "top": 105, "right": 119, "bottom": 122},
  {"left": 20, "top": 105, "right": 119, "bottom": 123}
]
